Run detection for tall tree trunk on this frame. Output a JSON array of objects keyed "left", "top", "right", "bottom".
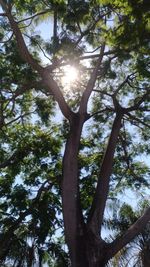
[
  {"left": 70, "top": 230, "right": 109, "bottom": 267},
  {"left": 62, "top": 114, "right": 85, "bottom": 266}
]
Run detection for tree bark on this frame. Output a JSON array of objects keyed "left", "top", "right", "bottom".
[
  {"left": 107, "top": 206, "right": 150, "bottom": 259},
  {"left": 142, "top": 246, "right": 150, "bottom": 267},
  {"left": 62, "top": 113, "right": 86, "bottom": 266},
  {"left": 88, "top": 112, "right": 123, "bottom": 235},
  {"left": 66, "top": 229, "right": 110, "bottom": 267}
]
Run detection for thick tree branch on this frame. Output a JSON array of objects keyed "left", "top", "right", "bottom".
[
  {"left": 107, "top": 206, "right": 150, "bottom": 260},
  {"left": 0, "top": 0, "right": 43, "bottom": 73},
  {"left": 41, "top": 70, "right": 73, "bottom": 121},
  {"left": 88, "top": 111, "right": 123, "bottom": 236},
  {"left": 12, "top": 78, "right": 71, "bottom": 121},
  {"left": 0, "top": 0, "right": 72, "bottom": 121},
  {"left": 79, "top": 44, "right": 105, "bottom": 115}
]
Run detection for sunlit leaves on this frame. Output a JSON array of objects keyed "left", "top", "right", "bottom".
[{"left": 0, "top": 0, "right": 150, "bottom": 265}]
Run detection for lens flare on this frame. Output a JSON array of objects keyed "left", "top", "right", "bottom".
[{"left": 62, "top": 66, "right": 78, "bottom": 86}]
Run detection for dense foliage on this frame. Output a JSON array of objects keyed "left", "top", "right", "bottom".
[{"left": 0, "top": 0, "right": 150, "bottom": 266}]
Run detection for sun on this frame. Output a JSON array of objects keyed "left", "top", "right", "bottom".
[{"left": 62, "top": 66, "right": 78, "bottom": 86}]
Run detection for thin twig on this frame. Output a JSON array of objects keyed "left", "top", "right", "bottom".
[
  {"left": 17, "top": 10, "right": 50, "bottom": 24},
  {"left": 126, "top": 113, "right": 150, "bottom": 129}
]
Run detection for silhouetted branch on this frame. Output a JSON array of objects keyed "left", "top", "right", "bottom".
[{"left": 107, "top": 207, "right": 150, "bottom": 259}]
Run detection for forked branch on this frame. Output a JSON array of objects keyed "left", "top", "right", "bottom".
[
  {"left": 0, "top": 0, "right": 43, "bottom": 72},
  {"left": 79, "top": 44, "right": 105, "bottom": 115},
  {"left": 0, "top": 0, "right": 72, "bottom": 121}
]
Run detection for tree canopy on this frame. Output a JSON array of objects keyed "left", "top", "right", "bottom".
[{"left": 0, "top": 0, "right": 150, "bottom": 266}]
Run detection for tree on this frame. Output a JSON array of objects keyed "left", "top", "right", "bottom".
[
  {"left": 106, "top": 200, "right": 150, "bottom": 267},
  {"left": 0, "top": 0, "right": 150, "bottom": 266}
]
